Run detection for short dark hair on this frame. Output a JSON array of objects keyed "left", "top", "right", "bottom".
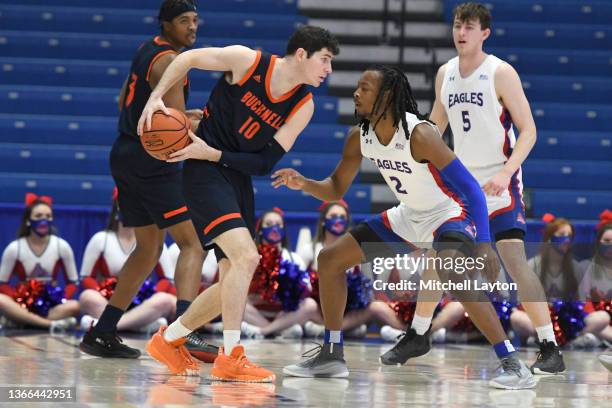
[
  {"left": 453, "top": 2, "right": 492, "bottom": 30},
  {"left": 285, "top": 25, "right": 340, "bottom": 57},
  {"left": 158, "top": 0, "right": 197, "bottom": 32}
]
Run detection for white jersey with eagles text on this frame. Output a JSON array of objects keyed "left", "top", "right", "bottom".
[
  {"left": 441, "top": 54, "right": 524, "bottom": 216},
  {"left": 360, "top": 112, "right": 465, "bottom": 216}
]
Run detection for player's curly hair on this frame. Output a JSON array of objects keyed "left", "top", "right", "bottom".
[{"left": 358, "top": 65, "right": 426, "bottom": 139}]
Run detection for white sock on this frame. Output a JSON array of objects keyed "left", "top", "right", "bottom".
[
  {"left": 163, "top": 317, "right": 192, "bottom": 342},
  {"left": 535, "top": 324, "right": 557, "bottom": 345},
  {"left": 223, "top": 330, "right": 241, "bottom": 355},
  {"left": 411, "top": 314, "right": 432, "bottom": 336}
]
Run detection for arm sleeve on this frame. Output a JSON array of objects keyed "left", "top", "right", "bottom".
[
  {"left": 58, "top": 238, "right": 79, "bottom": 282},
  {"left": 218, "top": 138, "right": 286, "bottom": 176},
  {"left": 80, "top": 232, "right": 105, "bottom": 278},
  {"left": 439, "top": 158, "right": 491, "bottom": 242},
  {"left": 0, "top": 241, "right": 18, "bottom": 283}
]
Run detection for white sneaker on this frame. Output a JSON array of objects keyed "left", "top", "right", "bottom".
[
  {"left": 346, "top": 324, "right": 367, "bottom": 338},
  {"left": 570, "top": 333, "right": 601, "bottom": 349},
  {"left": 598, "top": 355, "right": 612, "bottom": 371},
  {"left": 431, "top": 328, "right": 446, "bottom": 343},
  {"left": 380, "top": 325, "right": 403, "bottom": 342},
  {"left": 206, "top": 321, "right": 224, "bottom": 334},
  {"left": 79, "top": 314, "right": 97, "bottom": 331},
  {"left": 304, "top": 321, "right": 325, "bottom": 338},
  {"left": 139, "top": 317, "right": 167, "bottom": 334},
  {"left": 241, "top": 321, "right": 264, "bottom": 339},
  {"left": 49, "top": 317, "right": 77, "bottom": 334},
  {"left": 280, "top": 324, "right": 304, "bottom": 339}
]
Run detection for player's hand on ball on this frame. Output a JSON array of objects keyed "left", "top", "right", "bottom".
[
  {"left": 167, "top": 130, "right": 220, "bottom": 162},
  {"left": 271, "top": 168, "right": 305, "bottom": 190},
  {"left": 138, "top": 96, "right": 169, "bottom": 136},
  {"left": 476, "top": 243, "right": 501, "bottom": 282},
  {"left": 185, "top": 109, "right": 204, "bottom": 120},
  {"left": 483, "top": 170, "right": 512, "bottom": 196}
]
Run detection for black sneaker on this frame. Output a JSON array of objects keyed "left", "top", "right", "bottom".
[
  {"left": 283, "top": 343, "right": 349, "bottom": 378},
  {"left": 184, "top": 331, "right": 219, "bottom": 363},
  {"left": 79, "top": 327, "right": 141, "bottom": 358},
  {"left": 379, "top": 328, "right": 431, "bottom": 366},
  {"left": 530, "top": 340, "right": 566, "bottom": 375}
]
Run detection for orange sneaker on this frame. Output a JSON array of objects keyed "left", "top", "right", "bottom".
[
  {"left": 146, "top": 326, "right": 200, "bottom": 376},
  {"left": 210, "top": 345, "right": 275, "bottom": 383}
]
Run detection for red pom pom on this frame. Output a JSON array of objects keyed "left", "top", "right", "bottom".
[
  {"left": 597, "top": 209, "right": 612, "bottom": 231},
  {"left": 64, "top": 283, "right": 78, "bottom": 299},
  {"left": 249, "top": 244, "right": 281, "bottom": 305},
  {"left": 388, "top": 301, "right": 416, "bottom": 324},
  {"left": 541, "top": 213, "right": 556, "bottom": 223},
  {"left": 80, "top": 276, "right": 100, "bottom": 291},
  {"left": 155, "top": 279, "right": 176, "bottom": 295}
]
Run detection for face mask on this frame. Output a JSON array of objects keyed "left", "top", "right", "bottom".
[
  {"left": 29, "top": 219, "right": 52, "bottom": 237},
  {"left": 599, "top": 243, "right": 612, "bottom": 259},
  {"left": 324, "top": 216, "right": 348, "bottom": 236},
  {"left": 261, "top": 225, "right": 284, "bottom": 245},
  {"left": 550, "top": 235, "right": 571, "bottom": 255}
]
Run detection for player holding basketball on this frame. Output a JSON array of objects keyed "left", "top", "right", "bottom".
[
  {"left": 413, "top": 2, "right": 564, "bottom": 375},
  {"left": 138, "top": 26, "right": 339, "bottom": 381},
  {"left": 79, "top": 0, "right": 218, "bottom": 363},
  {"left": 276, "top": 65, "right": 536, "bottom": 389}
]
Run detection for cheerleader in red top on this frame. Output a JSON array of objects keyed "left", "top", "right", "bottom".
[
  {"left": 297, "top": 200, "right": 406, "bottom": 338},
  {"left": 240, "top": 207, "right": 319, "bottom": 339},
  {"left": 78, "top": 193, "right": 176, "bottom": 332},
  {"left": 0, "top": 194, "right": 79, "bottom": 331}
]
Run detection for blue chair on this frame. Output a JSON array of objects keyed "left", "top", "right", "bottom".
[
  {"left": 530, "top": 131, "right": 611, "bottom": 161},
  {"left": 530, "top": 189, "right": 612, "bottom": 219},
  {"left": 522, "top": 159, "right": 612, "bottom": 190}
]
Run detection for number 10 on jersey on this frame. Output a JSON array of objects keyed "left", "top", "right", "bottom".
[{"left": 239, "top": 116, "right": 261, "bottom": 139}]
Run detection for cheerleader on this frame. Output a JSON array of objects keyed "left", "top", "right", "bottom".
[
  {"left": 243, "top": 207, "right": 319, "bottom": 339},
  {"left": 510, "top": 214, "right": 597, "bottom": 347},
  {"left": 297, "top": 200, "right": 404, "bottom": 338},
  {"left": 578, "top": 210, "right": 612, "bottom": 347},
  {"left": 0, "top": 193, "right": 79, "bottom": 331},
  {"left": 78, "top": 195, "right": 176, "bottom": 332}
]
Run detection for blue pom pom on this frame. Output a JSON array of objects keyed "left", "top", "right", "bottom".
[
  {"left": 131, "top": 279, "right": 156, "bottom": 307},
  {"left": 274, "top": 260, "right": 310, "bottom": 312},
  {"left": 345, "top": 270, "right": 372, "bottom": 311}
]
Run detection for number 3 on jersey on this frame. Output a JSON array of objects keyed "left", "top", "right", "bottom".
[
  {"left": 239, "top": 116, "right": 261, "bottom": 140},
  {"left": 461, "top": 110, "right": 471, "bottom": 132}
]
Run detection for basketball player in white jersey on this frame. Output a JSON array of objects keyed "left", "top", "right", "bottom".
[
  {"left": 420, "top": 2, "right": 564, "bottom": 374},
  {"left": 274, "top": 65, "right": 535, "bottom": 389}
]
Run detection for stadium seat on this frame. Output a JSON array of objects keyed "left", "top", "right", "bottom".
[
  {"left": 0, "top": 85, "right": 338, "bottom": 123},
  {"left": 530, "top": 189, "right": 612, "bottom": 219},
  {"left": 0, "top": 5, "right": 306, "bottom": 38},
  {"left": 529, "top": 131, "right": 611, "bottom": 161},
  {"left": 0, "top": 0, "right": 299, "bottom": 15},
  {"left": 489, "top": 23, "right": 612, "bottom": 51},
  {"left": 522, "top": 159, "right": 612, "bottom": 191}
]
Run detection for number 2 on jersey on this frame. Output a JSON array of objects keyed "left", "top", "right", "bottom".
[
  {"left": 461, "top": 110, "right": 471, "bottom": 132},
  {"left": 239, "top": 116, "right": 261, "bottom": 140},
  {"left": 389, "top": 176, "right": 408, "bottom": 195}
]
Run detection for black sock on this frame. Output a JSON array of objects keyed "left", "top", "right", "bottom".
[
  {"left": 93, "top": 304, "right": 124, "bottom": 335},
  {"left": 175, "top": 300, "right": 192, "bottom": 318}
]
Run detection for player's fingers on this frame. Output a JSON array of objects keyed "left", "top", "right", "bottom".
[
  {"left": 187, "top": 129, "right": 199, "bottom": 141},
  {"left": 160, "top": 103, "right": 170, "bottom": 116}
]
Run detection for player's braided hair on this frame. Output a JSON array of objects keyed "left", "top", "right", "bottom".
[{"left": 359, "top": 65, "right": 426, "bottom": 139}]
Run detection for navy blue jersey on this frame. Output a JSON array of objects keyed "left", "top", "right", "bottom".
[
  {"left": 118, "top": 36, "right": 189, "bottom": 140},
  {"left": 196, "top": 51, "right": 312, "bottom": 153}
]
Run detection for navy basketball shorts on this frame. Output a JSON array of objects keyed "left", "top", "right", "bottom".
[
  {"left": 181, "top": 159, "right": 256, "bottom": 255},
  {"left": 110, "top": 133, "right": 191, "bottom": 229}
]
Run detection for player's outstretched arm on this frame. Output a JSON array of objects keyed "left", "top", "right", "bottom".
[
  {"left": 484, "top": 62, "right": 537, "bottom": 196},
  {"left": 272, "top": 126, "right": 362, "bottom": 201},
  {"left": 428, "top": 64, "right": 449, "bottom": 133},
  {"left": 166, "top": 98, "right": 314, "bottom": 177},
  {"left": 137, "top": 45, "right": 257, "bottom": 135}
]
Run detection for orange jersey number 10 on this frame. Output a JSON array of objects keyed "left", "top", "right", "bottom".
[{"left": 239, "top": 116, "right": 261, "bottom": 140}]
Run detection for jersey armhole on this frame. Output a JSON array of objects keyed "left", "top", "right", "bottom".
[
  {"left": 285, "top": 92, "right": 313, "bottom": 122},
  {"left": 146, "top": 49, "right": 178, "bottom": 82},
  {"left": 237, "top": 50, "right": 262, "bottom": 86}
]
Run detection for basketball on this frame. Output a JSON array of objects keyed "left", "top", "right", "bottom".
[{"left": 140, "top": 108, "right": 191, "bottom": 160}]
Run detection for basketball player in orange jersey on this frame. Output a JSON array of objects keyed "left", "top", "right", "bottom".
[
  {"left": 421, "top": 2, "right": 565, "bottom": 374},
  {"left": 79, "top": 0, "right": 218, "bottom": 363},
  {"left": 138, "top": 25, "right": 339, "bottom": 381}
]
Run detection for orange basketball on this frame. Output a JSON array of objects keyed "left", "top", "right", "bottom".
[{"left": 140, "top": 108, "right": 191, "bottom": 160}]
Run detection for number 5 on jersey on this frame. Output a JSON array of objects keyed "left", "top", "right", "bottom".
[
  {"left": 461, "top": 110, "right": 471, "bottom": 132},
  {"left": 239, "top": 116, "right": 261, "bottom": 139}
]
